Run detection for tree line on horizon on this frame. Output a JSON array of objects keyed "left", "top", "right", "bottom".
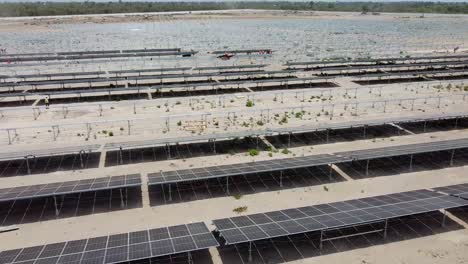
[{"left": 0, "top": 1, "right": 467, "bottom": 17}]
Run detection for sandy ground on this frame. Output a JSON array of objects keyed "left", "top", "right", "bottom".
[{"left": 0, "top": 11, "right": 467, "bottom": 263}]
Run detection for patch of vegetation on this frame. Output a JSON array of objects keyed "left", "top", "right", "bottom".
[
  {"left": 177, "top": 121, "right": 182, "bottom": 126},
  {"left": 233, "top": 194, "right": 243, "bottom": 200},
  {"left": 246, "top": 99, "right": 254, "bottom": 107},
  {"left": 248, "top": 149, "right": 259, "bottom": 156},
  {"left": 281, "top": 148, "right": 290, "bottom": 154},
  {"left": 233, "top": 206, "right": 248, "bottom": 214},
  {"left": 2, "top": 2, "right": 467, "bottom": 17}
]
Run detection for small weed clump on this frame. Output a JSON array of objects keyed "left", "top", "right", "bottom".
[
  {"left": 248, "top": 149, "right": 259, "bottom": 156},
  {"left": 246, "top": 100, "right": 254, "bottom": 107},
  {"left": 281, "top": 148, "right": 290, "bottom": 154},
  {"left": 233, "top": 206, "right": 248, "bottom": 214}
]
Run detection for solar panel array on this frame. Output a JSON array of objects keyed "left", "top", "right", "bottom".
[
  {"left": 0, "top": 174, "right": 141, "bottom": 202},
  {"left": 1, "top": 70, "right": 293, "bottom": 88},
  {"left": 104, "top": 112, "right": 468, "bottom": 151},
  {"left": 148, "top": 154, "right": 351, "bottom": 185},
  {"left": 337, "top": 138, "right": 468, "bottom": 161},
  {"left": 285, "top": 54, "right": 468, "bottom": 66},
  {"left": 0, "top": 76, "right": 329, "bottom": 98},
  {"left": 214, "top": 189, "right": 468, "bottom": 245},
  {"left": 0, "top": 67, "right": 191, "bottom": 80},
  {"left": 355, "top": 69, "right": 468, "bottom": 79},
  {"left": 0, "top": 222, "right": 218, "bottom": 264},
  {"left": 316, "top": 60, "right": 468, "bottom": 72},
  {"left": 434, "top": 183, "right": 468, "bottom": 200},
  {"left": 0, "top": 144, "right": 102, "bottom": 162}
]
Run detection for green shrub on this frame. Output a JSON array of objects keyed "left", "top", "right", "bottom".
[{"left": 248, "top": 149, "right": 259, "bottom": 156}]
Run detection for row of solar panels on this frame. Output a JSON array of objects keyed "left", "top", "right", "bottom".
[
  {"left": 0, "top": 51, "right": 198, "bottom": 63},
  {"left": 1, "top": 112, "right": 467, "bottom": 162},
  {"left": 0, "top": 48, "right": 182, "bottom": 58},
  {"left": 0, "top": 76, "right": 329, "bottom": 98},
  {"left": 285, "top": 54, "right": 468, "bottom": 66},
  {"left": 0, "top": 70, "right": 293, "bottom": 88},
  {"left": 353, "top": 68, "right": 468, "bottom": 79},
  {"left": 0, "top": 64, "right": 268, "bottom": 81},
  {"left": 147, "top": 137, "right": 468, "bottom": 186},
  {"left": 2, "top": 137, "right": 468, "bottom": 203},
  {"left": 311, "top": 60, "right": 468, "bottom": 72},
  {"left": 214, "top": 186, "right": 468, "bottom": 245},
  {"left": 1, "top": 183, "right": 467, "bottom": 264}
]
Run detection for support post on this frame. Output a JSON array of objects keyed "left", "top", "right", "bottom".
[
  {"left": 188, "top": 252, "right": 193, "bottom": 264},
  {"left": 442, "top": 209, "right": 446, "bottom": 227},
  {"left": 25, "top": 156, "right": 31, "bottom": 175},
  {"left": 79, "top": 150, "right": 85, "bottom": 169},
  {"left": 450, "top": 149, "right": 455, "bottom": 166},
  {"left": 365, "top": 159, "right": 370, "bottom": 176},
  {"left": 119, "top": 188, "right": 125, "bottom": 208},
  {"left": 279, "top": 171, "right": 283, "bottom": 188},
  {"left": 53, "top": 196, "right": 59, "bottom": 216},
  {"left": 326, "top": 129, "right": 329, "bottom": 143},
  {"left": 119, "top": 147, "right": 124, "bottom": 164},
  {"left": 168, "top": 184, "right": 172, "bottom": 201},
  {"left": 248, "top": 242, "right": 252, "bottom": 262},
  {"left": 363, "top": 125, "right": 367, "bottom": 139},
  {"left": 384, "top": 219, "right": 388, "bottom": 239},
  {"left": 329, "top": 164, "right": 333, "bottom": 182},
  {"left": 409, "top": 154, "right": 413, "bottom": 171},
  {"left": 319, "top": 230, "right": 324, "bottom": 250},
  {"left": 226, "top": 176, "right": 230, "bottom": 194}
]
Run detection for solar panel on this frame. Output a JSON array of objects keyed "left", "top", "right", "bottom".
[
  {"left": 336, "top": 138, "right": 468, "bottom": 161},
  {"left": 214, "top": 189, "right": 468, "bottom": 245},
  {"left": 148, "top": 154, "right": 351, "bottom": 186},
  {"left": 1, "top": 222, "right": 217, "bottom": 264},
  {"left": 0, "top": 174, "right": 141, "bottom": 202},
  {"left": 433, "top": 183, "right": 468, "bottom": 200},
  {"left": 0, "top": 144, "right": 101, "bottom": 162}
]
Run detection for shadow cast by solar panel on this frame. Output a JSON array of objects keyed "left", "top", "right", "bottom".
[
  {"left": 217, "top": 210, "right": 463, "bottom": 264},
  {"left": 148, "top": 166, "right": 344, "bottom": 207},
  {"left": 0, "top": 99, "right": 35, "bottom": 107},
  {"left": 336, "top": 148, "right": 468, "bottom": 180},
  {"left": 399, "top": 117, "right": 468, "bottom": 134},
  {"left": 105, "top": 137, "right": 268, "bottom": 167},
  {"left": 354, "top": 73, "right": 468, "bottom": 85},
  {"left": 0, "top": 153, "right": 100, "bottom": 177},
  {"left": 0, "top": 187, "right": 142, "bottom": 225},
  {"left": 249, "top": 82, "right": 338, "bottom": 92},
  {"left": 127, "top": 249, "right": 213, "bottom": 264},
  {"left": 266, "top": 124, "right": 404, "bottom": 149},
  {"left": 446, "top": 206, "right": 468, "bottom": 223}
]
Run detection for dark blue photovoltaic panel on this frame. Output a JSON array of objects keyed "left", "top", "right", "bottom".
[
  {"left": 214, "top": 189, "right": 468, "bottom": 245},
  {"left": 1, "top": 222, "right": 218, "bottom": 264},
  {"left": 0, "top": 174, "right": 141, "bottom": 202}
]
